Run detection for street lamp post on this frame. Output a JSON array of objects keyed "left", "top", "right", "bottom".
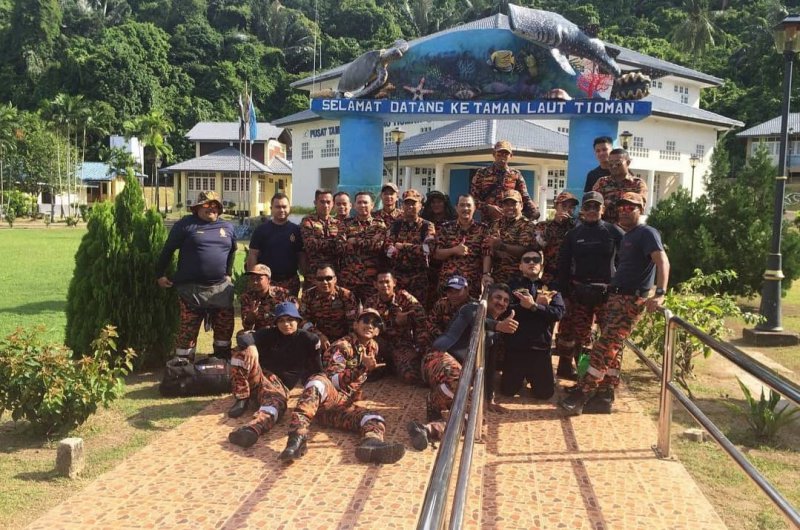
[
  {"left": 155, "top": 155, "right": 162, "bottom": 212},
  {"left": 620, "top": 130, "right": 633, "bottom": 150},
  {"left": 689, "top": 153, "right": 699, "bottom": 198},
  {"left": 748, "top": 15, "right": 800, "bottom": 344},
  {"left": 390, "top": 127, "right": 406, "bottom": 186}
]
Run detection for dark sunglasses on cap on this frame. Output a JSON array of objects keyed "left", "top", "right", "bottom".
[
  {"left": 358, "top": 316, "right": 381, "bottom": 327},
  {"left": 522, "top": 255, "right": 542, "bottom": 264},
  {"left": 316, "top": 275, "right": 335, "bottom": 282}
]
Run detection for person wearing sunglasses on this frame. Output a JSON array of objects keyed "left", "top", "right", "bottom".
[
  {"left": 553, "top": 191, "right": 624, "bottom": 385},
  {"left": 279, "top": 308, "right": 406, "bottom": 464},
  {"left": 591, "top": 148, "right": 648, "bottom": 224},
  {"left": 502, "top": 250, "right": 566, "bottom": 400},
  {"left": 560, "top": 192, "right": 669, "bottom": 416},
  {"left": 156, "top": 190, "right": 236, "bottom": 360},
  {"left": 532, "top": 191, "right": 579, "bottom": 286},
  {"left": 298, "top": 264, "right": 359, "bottom": 351}
]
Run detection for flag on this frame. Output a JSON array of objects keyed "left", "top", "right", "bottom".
[
  {"left": 248, "top": 96, "right": 258, "bottom": 145},
  {"left": 238, "top": 93, "right": 246, "bottom": 142}
]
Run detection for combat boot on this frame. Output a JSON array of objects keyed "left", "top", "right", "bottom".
[
  {"left": 227, "top": 398, "right": 249, "bottom": 418},
  {"left": 279, "top": 433, "right": 308, "bottom": 462},
  {"left": 584, "top": 387, "right": 614, "bottom": 414},
  {"left": 355, "top": 438, "right": 406, "bottom": 464},
  {"left": 407, "top": 421, "right": 429, "bottom": 451},
  {"left": 558, "top": 388, "right": 595, "bottom": 416},
  {"left": 556, "top": 356, "right": 577, "bottom": 381},
  {"left": 228, "top": 426, "right": 259, "bottom": 448}
]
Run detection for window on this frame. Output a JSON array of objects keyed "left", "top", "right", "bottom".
[
  {"left": 751, "top": 139, "right": 779, "bottom": 157},
  {"left": 223, "top": 174, "right": 250, "bottom": 195},
  {"left": 674, "top": 84, "right": 690, "bottom": 104},
  {"left": 659, "top": 140, "right": 679, "bottom": 160},
  {"left": 557, "top": 126, "right": 569, "bottom": 134},
  {"left": 420, "top": 126, "right": 432, "bottom": 133},
  {"left": 384, "top": 132, "right": 392, "bottom": 145},
  {"left": 414, "top": 167, "right": 435, "bottom": 176},
  {"left": 301, "top": 142, "right": 313, "bottom": 160},
  {"left": 652, "top": 80, "right": 663, "bottom": 89},
  {"left": 630, "top": 136, "right": 649, "bottom": 158},
  {"left": 547, "top": 169, "right": 566, "bottom": 199},
  {"left": 695, "top": 144, "right": 705, "bottom": 157},
  {"left": 321, "top": 139, "right": 339, "bottom": 158}
]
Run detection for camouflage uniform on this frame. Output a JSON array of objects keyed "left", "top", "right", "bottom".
[
  {"left": 299, "top": 213, "right": 344, "bottom": 290},
  {"left": 176, "top": 299, "right": 235, "bottom": 357},
  {"left": 592, "top": 174, "right": 648, "bottom": 224},
  {"left": 435, "top": 220, "right": 490, "bottom": 299},
  {"left": 470, "top": 164, "right": 539, "bottom": 220},
  {"left": 384, "top": 217, "right": 436, "bottom": 304},
  {"left": 239, "top": 286, "right": 296, "bottom": 331},
  {"left": 364, "top": 289, "right": 432, "bottom": 384},
  {"left": 339, "top": 216, "right": 387, "bottom": 302},
  {"left": 299, "top": 285, "right": 360, "bottom": 346},
  {"left": 420, "top": 350, "right": 461, "bottom": 441},
  {"left": 288, "top": 334, "right": 387, "bottom": 441},
  {"left": 488, "top": 216, "right": 534, "bottom": 284},
  {"left": 428, "top": 296, "right": 473, "bottom": 338},
  {"left": 532, "top": 217, "right": 576, "bottom": 285},
  {"left": 374, "top": 207, "right": 402, "bottom": 227}
]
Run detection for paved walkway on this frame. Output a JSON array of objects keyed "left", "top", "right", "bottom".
[{"left": 28, "top": 379, "right": 726, "bottom": 530}]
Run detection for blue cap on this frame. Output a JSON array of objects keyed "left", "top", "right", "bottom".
[
  {"left": 446, "top": 275, "right": 469, "bottom": 290},
  {"left": 274, "top": 302, "right": 302, "bottom": 320}
]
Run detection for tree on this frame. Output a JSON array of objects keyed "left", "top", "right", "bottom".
[
  {"left": 668, "top": 0, "right": 725, "bottom": 61},
  {"left": 123, "top": 109, "right": 174, "bottom": 211},
  {"left": 0, "top": 103, "right": 18, "bottom": 217}
]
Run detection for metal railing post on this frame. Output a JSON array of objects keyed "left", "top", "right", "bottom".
[
  {"left": 656, "top": 309, "right": 675, "bottom": 458},
  {"left": 474, "top": 332, "right": 485, "bottom": 443}
]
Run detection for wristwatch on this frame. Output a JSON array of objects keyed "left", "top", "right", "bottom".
[{"left": 654, "top": 287, "right": 666, "bottom": 297}]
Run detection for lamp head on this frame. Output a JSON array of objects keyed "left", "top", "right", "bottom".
[{"left": 773, "top": 15, "right": 800, "bottom": 54}]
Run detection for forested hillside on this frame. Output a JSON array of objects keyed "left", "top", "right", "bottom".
[{"left": 0, "top": 0, "right": 796, "bottom": 191}]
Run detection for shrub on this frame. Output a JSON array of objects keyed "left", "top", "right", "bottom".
[
  {"left": 65, "top": 215, "right": 79, "bottom": 227},
  {"left": 5, "top": 209, "right": 15, "bottom": 228},
  {"left": 0, "top": 325, "right": 135, "bottom": 436},
  {"left": 735, "top": 377, "right": 800, "bottom": 441},
  {"left": 629, "top": 269, "right": 761, "bottom": 397},
  {"left": 78, "top": 204, "right": 89, "bottom": 221}
]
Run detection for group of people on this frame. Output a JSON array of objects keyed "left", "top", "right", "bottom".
[{"left": 155, "top": 138, "right": 669, "bottom": 465}]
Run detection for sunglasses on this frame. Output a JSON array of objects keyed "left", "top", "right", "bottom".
[
  {"left": 608, "top": 160, "right": 626, "bottom": 167},
  {"left": 582, "top": 203, "right": 601, "bottom": 211},
  {"left": 200, "top": 203, "right": 219, "bottom": 209},
  {"left": 358, "top": 316, "right": 381, "bottom": 327},
  {"left": 522, "top": 255, "right": 542, "bottom": 264},
  {"left": 616, "top": 204, "right": 638, "bottom": 212},
  {"left": 316, "top": 275, "right": 335, "bottom": 282}
]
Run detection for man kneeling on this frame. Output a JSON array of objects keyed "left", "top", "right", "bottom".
[
  {"left": 279, "top": 308, "right": 406, "bottom": 464},
  {"left": 228, "top": 302, "right": 321, "bottom": 448}
]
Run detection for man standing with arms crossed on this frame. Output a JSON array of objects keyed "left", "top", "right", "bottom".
[{"left": 470, "top": 140, "right": 539, "bottom": 222}]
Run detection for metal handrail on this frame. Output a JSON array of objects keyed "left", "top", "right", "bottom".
[
  {"left": 626, "top": 308, "right": 800, "bottom": 527},
  {"left": 417, "top": 298, "right": 488, "bottom": 530}
]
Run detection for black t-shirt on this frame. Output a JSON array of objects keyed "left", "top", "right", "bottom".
[
  {"left": 237, "top": 328, "right": 321, "bottom": 388},
  {"left": 249, "top": 220, "right": 304, "bottom": 279},
  {"left": 584, "top": 166, "right": 610, "bottom": 193},
  {"left": 557, "top": 220, "right": 624, "bottom": 287},
  {"left": 611, "top": 224, "right": 665, "bottom": 291}
]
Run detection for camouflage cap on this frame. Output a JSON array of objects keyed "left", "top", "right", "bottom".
[
  {"left": 194, "top": 191, "right": 223, "bottom": 209},
  {"left": 402, "top": 189, "right": 423, "bottom": 203},
  {"left": 381, "top": 182, "right": 399, "bottom": 193},
  {"left": 247, "top": 264, "right": 272, "bottom": 277},
  {"left": 554, "top": 191, "right": 578, "bottom": 204},
  {"left": 618, "top": 192, "right": 644, "bottom": 207},
  {"left": 357, "top": 307, "right": 384, "bottom": 324},
  {"left": 493, "top": 140, "right": 513, "bottom": 153},
  {"left": 500, "top": 189, "right": 522, "bottom": 203}
]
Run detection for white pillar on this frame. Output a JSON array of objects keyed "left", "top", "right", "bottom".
[
  {"left": 435, "top": 162, "right": 444, "bottom": 193},
  {"left": 645, "top": 169, "right": 655, "bottom": 213},
  {"left": 403, "top": 166, "right": 412, "bottom": 191}
]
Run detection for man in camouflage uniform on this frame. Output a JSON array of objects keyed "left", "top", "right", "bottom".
[
  {"left": 560, "top": 193, "right": 669, "bottom": 415},
  {"left": 279, "top": 308, "right": 406, "bottom": 464},
  {"left": 364, "top": 270, "right": 431, "bottom": 385},
  {"left": 299, "top": 263, "right": 360, "bottom": 351},
  {"left": 533, "top": 191, "right": 578, "bottom": 286},
  {"left": 374, "top": 182, "right": 403, "bottom": 226},
  {"left": 484, "top": 189, "right": 534, "bottom": 285},
  {"left": 433, "top": 194, "right": 491, "bottom": 300},
  {"left": 339, "top": 191, "right": 387, "bottom": 302},
  {"left": 429, "top": 275, "right": 474, "bottom": 338},
  {"left": 239, "top": 264, "right": 296, "bottom": 331},
  {"left": 334, "top": 191, "right": 352, "bottom": 221},
  {"left": 383, "top": 189, "right": 436, "bottom": 304},
  {"left": 592, "top": 148, "right": 648, "bottom": 224},
  {"left": 227, "top": 302, "right": 321, "bottom": 447},
  {"left": 300, "top": 189, "right": 344, "bottom": 291},
  {"left": 470, "top": 140, "right": 539, "bottom": 222}
]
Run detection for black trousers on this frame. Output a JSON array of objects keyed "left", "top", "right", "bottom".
[{"left": 500, "top": 347, "right": 554, "bottom": 399}]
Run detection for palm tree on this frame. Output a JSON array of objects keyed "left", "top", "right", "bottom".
[
  {"left": 669, "top": 0, "right": 725, "bottom": 61},
  {"left": 0, "top": 104, "right": 19, "bottom": 218},
  {"left": 124, "top": 110, "right": 174, "bottom": 212},
  {"left": 41, "top": 93, "right": 85, "bottom": 217}
]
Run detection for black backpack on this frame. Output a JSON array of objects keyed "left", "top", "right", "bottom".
[{"left": 159, "top": 356, "right": 232, "bottom": 397}]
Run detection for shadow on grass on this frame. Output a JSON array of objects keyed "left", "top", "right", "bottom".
[
  {"left": 14, "top": 470, "right": 61, "bottom": 482},
  {"left": 126, "top": 398, "right": 221, "bottom": 432},
  {"left": 0, "top": 300, "right": 66, "bottom": 315}
]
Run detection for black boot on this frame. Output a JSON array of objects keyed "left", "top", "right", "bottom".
[
  {"left": 228, "top": 426, "right": 259, "bottom": 448},
  {"left": 556, "top": 356, "right": 577, "bottom": 381},
  {"left": 355, "top": 438, "right": 406, "bottom": 464},
  {"left": 279, "top": 433, "right": 308, "bottom": 462},
  {"left": 584, "top": 387, "right": 614, "bottom": 414},
  {"left": 407, "top": 421, "right": 429, "bottom": 451},
  {"left": 213, "top": 345, "right": 231, "bottom": 361},
  {"left": 227, "top": 398, "right": 249, "bottom": 418},
  {"left": 558, "top": 388, "right": 595, "bottom": 416}
]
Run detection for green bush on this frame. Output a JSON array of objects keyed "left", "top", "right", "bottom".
[
  {"left": 5, "top": 209, "right": 15, "bottom": 227},
  {"left": 629, "top": 269, "right": 761, "bottom": 397},
  {"left": 65, "top": 215, "right": 79, "bottom": 227},
  {"left": 735, "top": 377, "right": 800, "bottom": 441},
  {"left": 0, "top": 325, "right": 135, "bottom": 436}
]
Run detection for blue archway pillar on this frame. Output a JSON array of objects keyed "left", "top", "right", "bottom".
[
  {"left": 566, "top": 117, "right": 620, "bottom": 197},
  {"left": 338, "top": 114, "right": 385, "bottom": 200}
]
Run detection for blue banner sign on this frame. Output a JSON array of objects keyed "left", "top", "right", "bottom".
[{"left": 311, "top": 98, "right": 651, "bottom": 121}]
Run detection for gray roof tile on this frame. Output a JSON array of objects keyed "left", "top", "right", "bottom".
[
  {"left": 736, "top": 113, "right": 800, "bottom": 137},
  {"left": 161, "top": 147, "right": 271, "bottom": 173},
  {"left": 647, "top": 94, "right": 743, "bottom": 127},
  {"left": 267, "top": 156, "right": 293, "bottom": 174},
  {"left": 186, "top": 121, "right": 284, "bottom": 142}
]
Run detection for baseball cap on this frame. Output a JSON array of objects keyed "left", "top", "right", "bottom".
[
  {"left": 446, "top": 275, "right": 469, "bottom": 290},
  {"left": 582, "top": 191, "right": 603, "bottom": 205},
  {"left": 274, "top": 302, "right": 302, "bottom": 320},
  {"left": 618, "top": 192, "right": 644, "bottom": 207},
  {"left": 357, "top": 307, "right": 384, "bottom": 325},
  {"left": 402, "top": 189, "right": 423, "bottom": 203},
  {"left": 381, "top": 182, "right": 399, "bottom": 193},
  {"left": 193, "top": 191, "right": 223, "bottom": 209},
  {"left": 493, "top": 140, "right": 513, "bottom": 153},
  {"left": 554, "top": 191, "right": 578, "bottom": 204},
  {"left": 500, "top": 189, "right": 522, "bottom": 203},
  {"left": 246, "top": 264, "right": 272, "bottom": 277},
  {"left": 426, "top": 190, "right": 447, "bottom": 201}
]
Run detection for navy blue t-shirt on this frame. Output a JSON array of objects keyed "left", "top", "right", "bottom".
[
  {"left": 611, "top": 224, "right": 664, "bottom": 291},
  {"left": 156, "top": 214, "right": 236, "bottom": 285},
  {"left": 249, "top": 220, "right": 304, "bottom": 279}
]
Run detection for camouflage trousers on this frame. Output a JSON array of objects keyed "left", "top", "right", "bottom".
[
  {"left": 555, "top": 296, "right": 608, "bottom": 359},
  {"left": 272, "top": 275, "right": 301, "bottom": 297},
  {"left": 421, "top": 351, "right": 462, "bottom": 441},
  {"left": 176, "top": 298, "right": 234, "bottom": 358},
  {"left": 381, "top": 339, "right": 423, "bottom": 386},
  {"left": 230, "top": 348, "right": 290, "bottom": 436},
  {"left": 288, "top": 374, "right": 385, "bottom": 441},
  {"left": 394, "top": 270, "right": 429, "bottom": 307},
  {"left": 340, "top": 268, "right": 378, "bottom": 304},
  {"left": 580, "top": 293, "right": 645, "bottom": 392}
]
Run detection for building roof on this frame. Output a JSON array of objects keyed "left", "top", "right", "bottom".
[
  {"left": 647, "top": 94, "right": 743, "bottom": 128},
  {"left": 161, "top": 147, "right": 271, "bottom": 173},
  {"left": 736, "top": 113, "right": 800, "bottom": 137},
  {"left": 292, "top": 13, "right": 723, "bottom": 89},
  {"left": 186, "top": 122, "right": 285, "bottom": 142},
  {"left": 267, "top": 156, "right": 293, "bottom": 174},
  {"left": 78, "top": 162, "right": 145, "bottom": 181},
  {"left": 273, "top": 108, "right": 319, "bottom": 127},
  {"left": 383, "top": 119, "right": 567, "bottom": 158}
]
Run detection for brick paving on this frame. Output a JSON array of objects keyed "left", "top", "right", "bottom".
[{"left": 28, "top": 376, "right": 726, "bottom": 530}]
